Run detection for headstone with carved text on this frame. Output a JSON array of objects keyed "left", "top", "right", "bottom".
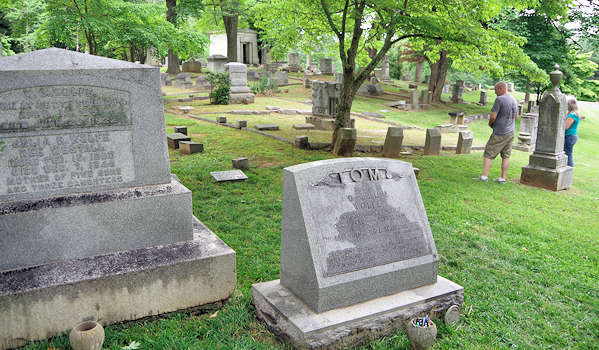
[
  {"left": 0, "top": 48, "right": 235, "bottom": 349},
  {"left": 252, "top": 158, "right": 463, "bottom": 349}
]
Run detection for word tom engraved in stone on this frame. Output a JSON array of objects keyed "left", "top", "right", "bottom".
[{"left": 312, "top": 167, "right": 430, "bottom": 277}]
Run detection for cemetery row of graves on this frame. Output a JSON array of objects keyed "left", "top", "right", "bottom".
[{"left": 0, "top": 48, "right": 597, "bottom": 350}]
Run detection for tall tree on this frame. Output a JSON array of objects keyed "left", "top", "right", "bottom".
[
  {"left": 256, "top": 0, "right": 559, "bottom": 153},
  {"left": 166, "top": 0, "right": 179, "bottom": 73}
]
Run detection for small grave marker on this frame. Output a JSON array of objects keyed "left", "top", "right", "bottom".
[{"left": 210, "top": 170, "right": 248, "bottom": 182}]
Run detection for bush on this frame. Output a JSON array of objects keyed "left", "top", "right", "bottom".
[
  {"left": 250, "top": 75, "right": 274, "bottom": 95},
  {"left": 207, "top": 72, "right": 230, "bottom": 105}
]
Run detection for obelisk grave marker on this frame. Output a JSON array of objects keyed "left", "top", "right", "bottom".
[{"left": 252, "top": 158, "right": 463, "bottom": 349}]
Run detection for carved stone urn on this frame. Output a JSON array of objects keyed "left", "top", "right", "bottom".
[
  {"left": 406, "top": 317, "right": 437, "bottom": 350},
  {"left": 69, "top": 321, "right": 105, "bottom": 350}
]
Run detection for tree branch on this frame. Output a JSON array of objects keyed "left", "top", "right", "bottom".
[{"left": 320, "top": 0, "right": 342, "bottom": 39}]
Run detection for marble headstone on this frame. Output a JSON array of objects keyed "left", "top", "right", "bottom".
[
  {"left": 320, "top": 57, "right": 333, "bottom": 75},
  {"left": 252, "top": 158, "right": 463, "bottom": 349},
  {"left": 225, "top": 62, "right": 255, "bottom": 104},
  {"left": 280, "top": 158, "right": 439, "bottom": 312},
  {"left": 207, "top": 54, "right": 228, "bottom": 73}
]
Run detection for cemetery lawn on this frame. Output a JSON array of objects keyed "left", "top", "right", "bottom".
[{"left": 27, "top": 103, "right": 598, "bottom": 349}]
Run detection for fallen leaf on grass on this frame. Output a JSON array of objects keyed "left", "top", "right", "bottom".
[
  {"left": 467, "top": 305, "right": 473, "bottom": 316},
  {"left": 522, "top": 247, "right": 529, "bottom": 252},
  {"left": 209, "top": 311, "right": 219, "bottom": 318}
]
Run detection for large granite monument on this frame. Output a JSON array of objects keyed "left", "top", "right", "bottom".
[
  {"left": 309, "top": 81, "right": 346, "bottom": 130},
  {"left": 521, "top": 65, "right": 573, "bottom": 191},
  {"left": 252, "top": 158, "right": 463, "bottom": 349},
  {"left": 0, "top": 48, "right": 236, "bottom": 349}
]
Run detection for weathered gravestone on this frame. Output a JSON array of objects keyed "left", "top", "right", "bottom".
[
  {"left": 451, "top": 81, "right": 464, "bottom": 104},
  {"left": 382, "top": 127, "right": 404, "bottom": 158},
  {"left": 424, "top": 128, "right": 442, "bottom": 155},
  {"left": 252, "top": 158, "right": 463, "bottom": 349},
  {"left": 514, "top": 113, "right": 539, "bottom": 152},
  {"left": 226, "top": 62, "right": 255, "bottom": 104},
  {"left": 207, "top": 54, "right": 228, "bottom": 73},
  {"left": 0, "top": 48, "right": 236, "bottom": 349},
  {"left": 456, "top": 131, "right": 473, "bottom": 154},
  {"left": 479, "top": 91, "right": 487, "bottom": 106},
  {"left": 288, "top": 52, "right": 302, "bottom": 72},
  {"left": 320, "top": 57, "right": 334, "bottom": 75},
  {"left": 309, "top": 81, "right": 348, "bottom": 130},
  {"left": 521, "top": 65, "right": 573, "bottom": 191}
]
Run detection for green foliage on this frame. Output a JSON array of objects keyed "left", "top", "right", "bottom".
[
  {"left": 250, "top": 74, "right": 273, "bottom": 95},
  {"left": 2, "top": 0, "right": 46, "bottom": 52},
  {"left": 1, "top": 34, "right": 14, "bottom": 55},
  {"left": 207, "top": 71, "right": 230, "bottom": 105}
]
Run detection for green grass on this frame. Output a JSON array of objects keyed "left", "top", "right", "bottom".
[{"left": 23, "top": 95, "right": 598, "bottom": 349}]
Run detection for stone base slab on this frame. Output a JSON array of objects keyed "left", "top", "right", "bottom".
[
  {"left": 520, "top": 165, "right": 573, "bottom": 191},
  {"left": 1, "top": 178, "right": 194, "bottom": 271},
  {"left": 230, "top": 93, "right": 255, "bottom": 104},
  {"left": 0, "top": 217, "right": 236, "bottom": 350},
  {"left": 252, "top": 276, "right": 463, "bottom": 349}
]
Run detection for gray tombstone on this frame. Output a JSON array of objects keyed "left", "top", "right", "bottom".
[
  {"left": 295, "top": 135, "right": 309, "bottom": 149},
  {"left": 507, "top": 82, "right": 515, "bottom": 92},
  {"left": 0, "top": 48, "right": 235, "bottom": 348},
  {"left": 226, "top": 62, "right": 255, "bottom": 104},
  {"left": 232, "top": 157, "right": 250, "bottom": 170},
  {"left": 311, "top": 81, "right": 341, "bottom": 130},
  {"left": 451, "top": 81, "right": 464, "bottom": 103},
  {"left": 521, "top": 65, "right": 573, "bottom": 191},
  {"left": 424, "top": 128, "right": 442, "bottom": 155},
  {"left": 274, "top": 71, "right": 288, "bottom": 85},
  {"left": 456, "top": 131, "right": 473, "bottom": 154},
  {"left": 252, "top": 158, "right": 463, "bottom": 349},
  {"left": 381, "top": 55, "right": 391, "bottom": 80},
  {"left": 179, "top": 141, "right": 204, "bottom": 154},
  {"left": 410, "top": 89, "right": 420, "bottom": 110},
  {"left": 174, "top": 126, "right": 188, "bottom": 135},
  {"left": 319, "top": 57, "right": 333, "bottom": 75},
  {"left": 288, "top": 52, "right": 301, "bottom": 72},
  {"left": 479, "top": 91, "right": 487, "bottom": 106},
  {"left": 333, "top": 128, "right": 357, "bottom": 156},
  {"left": 382, "top": 127, "right": 404, "bottom": 158},
  {"left": 515, "top": 113, "right": 539, "bottom": 152},
  {"left": 207, "top": 54, "right": 228, "bottom": 73}
]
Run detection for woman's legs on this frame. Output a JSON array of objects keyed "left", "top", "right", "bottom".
[{"left": 564, "top": 134, "right": 578, "bottom": 167}]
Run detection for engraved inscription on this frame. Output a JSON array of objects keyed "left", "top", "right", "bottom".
[
  {"left": 0, "top": 86, "right": 130, "bottom": 132},
  {"left": 0, "top": 131, "right": 135, "bottom": 196},
  {"left": 314, "top": 167, "right": 396, "bottom": 187},
  {"left": 323, "top": 183, "right": 430, "bottom": 277}
]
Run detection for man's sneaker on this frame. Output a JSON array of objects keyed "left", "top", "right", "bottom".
[
  {"left": 473, "top": 176, "right": 488, "bottom": 182},
  {"left": 494, "top": 178, "right": 507, "bottom": 184}
]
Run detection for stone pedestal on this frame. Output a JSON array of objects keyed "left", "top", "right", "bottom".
[
  {"left": 382, "top": 127, "right": 404, "bottom": 158},
  {"left": 521, "top": 65, "right": 573, "bottom": 191},
  {"left": 456, "top": 131, "right": 473, "bottom": 154},
  {"left": 207, "top": 54, "right": 228, "bottom": 72},
  {"left": 182, "top": 60, "right": 202, "bottom": 73},
  {"left": 0, "top": 48, "right": 235, "bottom": 349},
  {"left": 514, "top": 112, "right": 539, "bottom": 152},
  {"left": 226, "top": 62, "right": 255, "bottom": 104},
  {"left": 424, "top": 128, "right": 442, "bottom": 155}
]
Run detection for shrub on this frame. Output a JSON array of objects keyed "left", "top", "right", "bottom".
[
  {"left": 250, "top": 74, "right": 274, "bottom": 95},
  {"left": 207, "top": 72, "right": 230, "bottom": 105}
]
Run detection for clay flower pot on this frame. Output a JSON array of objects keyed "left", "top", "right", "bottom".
[
  {"left": 406, "top": 317, "right": 437, "bottom": 350},
  {"left": 69, "top": 321, "right": 105, "bottom": 350}
]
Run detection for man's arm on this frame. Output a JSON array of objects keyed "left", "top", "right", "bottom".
[{"left": 488, "top": 112, "right": 497, "bottom": 127}]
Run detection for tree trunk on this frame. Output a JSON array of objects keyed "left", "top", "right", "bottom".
[
  {"left": 0, "top": 33, "right": 3, "bottom": 56},
  {"left": 428, "top": 50, "right": 449, "bottom": 103},
  {"left": 414, "top": 61, "right": 423, "bottom": 83},
  {"left": 166, "top": 0, "right": 180, "bottom": 74},
  {"left": 223, "top": 15, "right": 238, "bottom": 62},
  {"left": 331, "top": 70, "right": 358, "bottom": 154}
]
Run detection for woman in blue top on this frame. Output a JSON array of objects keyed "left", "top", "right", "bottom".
[{"left": 564, "top": 99, "right": 581, "bottom": 167}]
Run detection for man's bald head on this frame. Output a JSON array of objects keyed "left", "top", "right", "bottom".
[{"left": 494, "top": 82, "right": 507, "bottom": 96}]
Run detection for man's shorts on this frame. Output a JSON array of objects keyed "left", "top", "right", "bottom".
[{"left": 484, "top": 132, "right": 514, "bottom": 159}]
